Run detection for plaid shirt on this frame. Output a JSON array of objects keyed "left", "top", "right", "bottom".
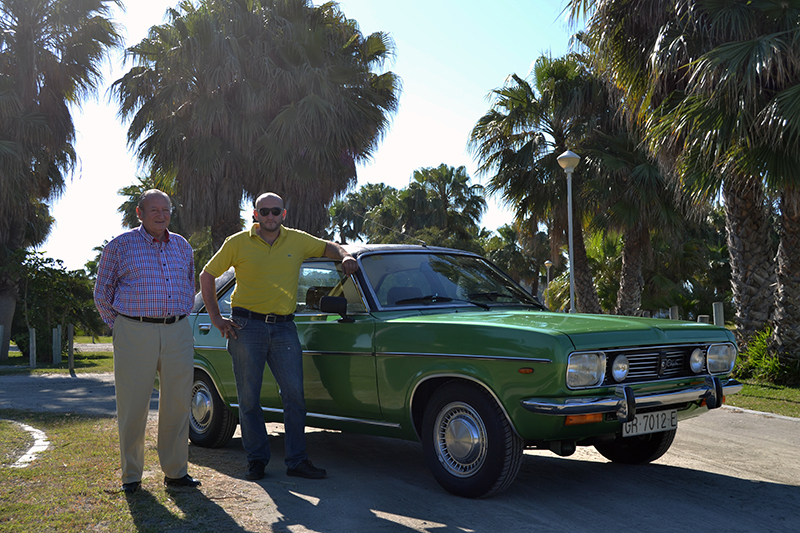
[{"left": 94, "top": 226, "right": 195, "bottom": 328}]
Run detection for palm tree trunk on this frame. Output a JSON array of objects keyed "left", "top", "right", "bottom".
[
  {"left": 572, "top": 221, "right": 603, "bottom": 314},
  {"left": 0, "top": 292, "right": 15, "bottom": 361},
  {"left": 615, "top": 223, "right": 647, "bottom": 316},
  {"left": 723, "top": 179, "right": 775, "bottom": 346},
  {"left": 770, "top": 189, "right": 800, "bottom": 370}
]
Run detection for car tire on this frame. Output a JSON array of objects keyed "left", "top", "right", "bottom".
[
  {"left": 189, "top": 369, "right": 238, "bottom": 448},
  {"left": 421, "top": 381, "right": 523, "bottom": 498},
  {"left": 594, "top": 429, "right": 677, "bottom": 464}
]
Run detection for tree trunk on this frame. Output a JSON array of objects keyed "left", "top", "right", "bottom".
[
  {"left": 770, "top": 189, "right": 800, "bottom": 370},
  {"left": 615, "top": 223, "right": 647, "bottom": 316},
  {"left": 572, "top": 220, "right": 603, "bottom": 314},
  {"left": 723, "top": 179, "right": 776, "bottom": 347},
  {"left": 0, "top": 293, "right": 15, "bottom": 361}
]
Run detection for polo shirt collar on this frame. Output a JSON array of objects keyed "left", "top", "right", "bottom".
[{"left": 250, "top": 223, "right": 284, "bottom": 243}]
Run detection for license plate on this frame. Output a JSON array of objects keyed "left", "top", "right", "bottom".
[{"left": 622, "top": 409, "right": 677, "bottom": 437}]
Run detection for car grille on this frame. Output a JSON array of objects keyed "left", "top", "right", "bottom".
[{"left": 602, "top": 344, "right": 706, "bottom": 385}]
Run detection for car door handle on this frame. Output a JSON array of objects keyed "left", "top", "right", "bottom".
[{"left": 198, "top": 324, "right": 212, "bottom": 333}]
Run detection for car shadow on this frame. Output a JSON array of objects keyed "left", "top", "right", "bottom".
[{"left": 188, "top": 429, "right": 800, "bottom": 532}]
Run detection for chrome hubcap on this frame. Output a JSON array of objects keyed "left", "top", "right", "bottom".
[
  {"left": 434, "top": 402, "right": 487, "bottom": 477},
  {"left": 190, "top": 382, "right": 213, "bottom": 434}
]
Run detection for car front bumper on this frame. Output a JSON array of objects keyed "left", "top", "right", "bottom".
[{"left": 520, "top": 377, "right": 743, "bottom": 423}]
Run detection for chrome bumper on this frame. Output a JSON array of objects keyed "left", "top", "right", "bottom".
[{"left": 520, "top": 377, "right": 742, "bottom": 423}]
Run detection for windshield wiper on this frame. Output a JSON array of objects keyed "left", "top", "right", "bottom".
[{"left": 394, "top": 294, "right": 491, "bottom": 310}]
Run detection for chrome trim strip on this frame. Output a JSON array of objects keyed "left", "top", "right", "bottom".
[
  {"left": 519, "top": 379, "right": 743, "bottom": 416},
  {"left": 194, "top": 345, "right": 228, "bottom": 351},
  {"left": 379, "top": 351, "right": 551, "bottom": 364},
  {"left": 303, "top": 351, "right": 374, "bottom": 357},
  {"left": 230, "top": 404, "right": 401, "bottom": 429}
]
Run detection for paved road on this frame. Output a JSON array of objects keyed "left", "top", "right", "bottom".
[{"left": 1, "top": 371, "right": 798, "bottom": 532}]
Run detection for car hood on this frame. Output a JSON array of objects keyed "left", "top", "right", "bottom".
[{"left": 381, "top": 308, "right": 736, "bottom": 350}]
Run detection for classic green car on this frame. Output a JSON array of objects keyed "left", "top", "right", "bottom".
[{"left": 189, "top": 244, "right": 741, "bottom": 498}]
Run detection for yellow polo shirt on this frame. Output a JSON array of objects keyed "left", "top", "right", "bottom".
[{"left": 203, "top": 224, "right": 327, "bottom": 315}]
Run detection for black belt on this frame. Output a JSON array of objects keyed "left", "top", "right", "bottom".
[
  {"left": 120, "top": 314, "right": 186, "bottom": 324},
  {"left": 232, "top": 308, "right": 294, "bottom": 323}
]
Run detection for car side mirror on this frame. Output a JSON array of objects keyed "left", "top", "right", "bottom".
[{"left": 320, "top": 296, "right": 353, "bottom": 323}]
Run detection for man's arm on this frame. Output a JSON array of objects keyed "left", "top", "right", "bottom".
[
  {"left": 199, "top": 271, "right": 240, "bottom": 339},
  {"left": 323, "top": 242, "right": 359, "bottom": 276}
]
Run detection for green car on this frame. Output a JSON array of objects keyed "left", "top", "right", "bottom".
[{"left": 189, "top": 244, "right": 741, "bottom": 498}]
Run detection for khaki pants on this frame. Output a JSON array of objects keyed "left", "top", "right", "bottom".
[{"left": 112, "top": 315, "right": 194, "bottom": 483}]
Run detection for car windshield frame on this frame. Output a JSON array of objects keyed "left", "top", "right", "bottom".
[{"left": 358, "top": 249, "right": 544, "bottom": 311}]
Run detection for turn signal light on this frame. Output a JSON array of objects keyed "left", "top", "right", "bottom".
[{"left": 564, "top": 413, "right": 604, "bottom": 426}]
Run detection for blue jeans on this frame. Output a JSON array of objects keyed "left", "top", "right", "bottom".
[{"left": 227, "top": 316, "right": 307, "bottom": 468}]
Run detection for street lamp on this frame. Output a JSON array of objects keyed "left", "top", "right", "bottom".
[
  {"left": 557, "top": 150, "right": 580, "bottom": 313},
  {"left": 544, "top": 260, "right": 553, "bottom": 287}
]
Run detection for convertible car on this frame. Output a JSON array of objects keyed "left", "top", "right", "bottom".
[{"left": 189, "top": 244, "right": 741, "bottom": 498}]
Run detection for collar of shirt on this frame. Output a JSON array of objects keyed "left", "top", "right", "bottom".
[{"left": 249, "top": 223, "right": 284, "bottom": 244}]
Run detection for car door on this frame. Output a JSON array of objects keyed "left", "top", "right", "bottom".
[
  {"left": 295, "top": 260, "right": 381, "bottom": 420},
  {"left": 192, "top": 279, "right": 281, "bottom": 410}
]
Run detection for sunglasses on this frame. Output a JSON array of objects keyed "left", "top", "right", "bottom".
[{"left": 258, "top": 207, "right": 283, "bottom": 217}]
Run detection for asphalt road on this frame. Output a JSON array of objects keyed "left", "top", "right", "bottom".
[{"left": 1, "top": 371, "right": 798, "bottom": 532}]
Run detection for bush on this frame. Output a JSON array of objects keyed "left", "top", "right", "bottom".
[{"left": 734, "top": 327, "right": 799, "bottom": 385}]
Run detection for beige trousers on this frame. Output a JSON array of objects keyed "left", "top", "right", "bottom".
[{"left": 112, "top": 315, "right": 194, "bottom": 483}]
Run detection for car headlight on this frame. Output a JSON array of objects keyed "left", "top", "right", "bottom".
[
  {"left": 567, "top": 352, "right": 606, "bottom": 389},
  {"left": 611, "top": 355, "right": 629, "bottom": 382},
  {"left": 689, "top": 348, "right": 705, "bottom": 374},
  {"left": 707, "top": 343, "right": 737, "bottom": 374}
]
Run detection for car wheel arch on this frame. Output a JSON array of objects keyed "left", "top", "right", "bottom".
[{"left": 409, "top": 374, "right": 519, "bottom": 441}]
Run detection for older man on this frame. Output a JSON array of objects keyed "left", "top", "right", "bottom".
[
  {"left": 200, "top": 192, "right": 358, "bottom": 482},
  {"left": 94, "top": 189, "right": 200, "bottom": 494}
]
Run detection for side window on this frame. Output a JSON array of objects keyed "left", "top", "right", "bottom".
[
  {"left": 296, "top": 261, "right": 367, "bottom": 314},
  {"left": 218, "top": 284, "right": 234, "bottom": 316}
]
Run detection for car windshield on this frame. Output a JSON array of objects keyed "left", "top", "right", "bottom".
[{"left": 360, "top": 251, "right": 544, "bottom": 310}]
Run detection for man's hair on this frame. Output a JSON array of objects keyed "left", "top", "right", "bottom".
[{"left": 138, "top": 189, "right": 171, "bottom": 209}]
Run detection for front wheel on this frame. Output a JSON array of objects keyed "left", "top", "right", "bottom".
[
  {"left": 189, "top": 369, "right": 237, "bottom": 448},
  {"left": 594, "top": 429, "right": 677, "bottom": 464},
  {"left": 421, "top": 381, "right": 523, "bottom": 498}
]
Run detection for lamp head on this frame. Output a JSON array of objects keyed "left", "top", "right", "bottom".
[{"left": 557, "top": 150, "right": 580, "bottom": 171}]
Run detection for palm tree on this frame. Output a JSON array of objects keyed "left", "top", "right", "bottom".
[
  {"left": 410, "top": 164, "right": 487, "bottom": 240},
  {"left": 584, "top": 130, "right": 686, "bottom": 316},
  {"left": 469, "top": 57, "right": 603, "bottom": 313},
  {"left": 0, "top": 0, "right": 121, "bottom": 360},
  {"left": 568, "top": 0, "right": 800, "bottom": 365},
  {"left": 112, "top": 0, "right": 400, "bottom": 251}
]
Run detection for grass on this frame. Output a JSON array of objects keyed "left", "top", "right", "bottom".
[
  {"left": 0, "top": 410, "right": 234, "bottom": 533},
  {"left": 73, "top": 335, "right": 113, "bottom": 344},
  {"left": 0, "top": 349, "right": 114, "bottom": 374},
  {"left": 726, "top": 380, "right": 800, "bottom": 418}
]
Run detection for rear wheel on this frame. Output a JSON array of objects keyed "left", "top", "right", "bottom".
[
  {"left": 421, "top": 381, "right": 523, "bottom": 498},
  {"left": 594, "top": 429, "right": 677, "bottom": 464},
  {"left": 189, "top": 369, "right": 237, "bottom": 448}
]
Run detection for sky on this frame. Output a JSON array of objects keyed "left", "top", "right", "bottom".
[{"left": 41, "top": 0, "right": 577, "bottom": 271}]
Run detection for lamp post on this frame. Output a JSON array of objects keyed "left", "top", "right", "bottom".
[
  {"left": 557, "top": 150, "right": 580, "bottom": 313},
  {"left": 544, "top": 260, "right": 553, "bottom": 287}
]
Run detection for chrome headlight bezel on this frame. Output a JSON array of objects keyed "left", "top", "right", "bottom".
[
  {"left": 566, "top": 351, "right": 607, "bottom": 389},
  {"left": 706, "top": 343, "right": 737, "bottom": 375}
]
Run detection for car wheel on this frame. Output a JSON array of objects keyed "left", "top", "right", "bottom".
[
  {"left": 594, "top": 429, "right": 677, "bottom": 464},
  {"left": 421, "top": 381, "right": 523, "bottom": 498},
  {"left": 189, "top": 369, "right": 237, "bottom": 448}
]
